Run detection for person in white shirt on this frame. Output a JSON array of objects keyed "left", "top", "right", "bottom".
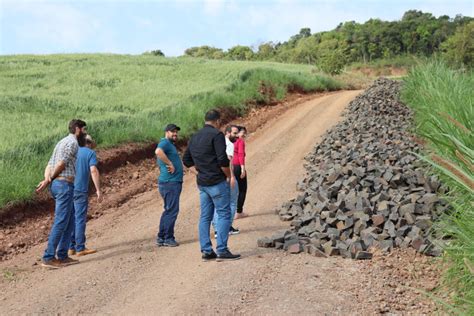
[{"left": 213, "top": 125, "right": 240, "bottom": 236}]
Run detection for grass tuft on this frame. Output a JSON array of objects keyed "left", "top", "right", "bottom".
[{"left": 401, "top": 60, "right": 474, "bottom": 313}]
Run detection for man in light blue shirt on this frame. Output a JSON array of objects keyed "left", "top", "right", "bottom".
[
  {"left": 67, "top": 134, "right": 102, "bottom": 257},
  {"left": 155, "top": 124, "right": 184, "bottom": 247}
]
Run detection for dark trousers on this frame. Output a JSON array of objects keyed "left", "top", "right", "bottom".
[
  {"left": 233, "top": 165, "right": 248, "bottom": 213},
  {"left": 157, "top": 181, "right": 183, "bottom": 242}
]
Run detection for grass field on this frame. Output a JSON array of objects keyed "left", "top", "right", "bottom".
[
  {"left": 401, "top": 61, "right": 473, "bottom": 313},
  {"left": 0, "top": 54, "right": 342, "bottom": 208}
]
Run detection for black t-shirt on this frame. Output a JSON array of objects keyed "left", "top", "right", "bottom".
[{"left": 183, "top": 124, "right": 230, "bottom": 186}]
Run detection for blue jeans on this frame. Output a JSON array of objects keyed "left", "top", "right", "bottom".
[
  {"left": 157, "top": 181, "right": 183, "bottom": 242},
  {"left": 198, "top": 180, "right": 231, "bottom": 255},
  {"left": 43, "top": 180, "right": 75, "bottom": 261},
  {"left": 69, "top": 191, "right": 89, "bottom": 252},
  {"left": 212, "top": 176, "right": 238, "bottom": 229}
]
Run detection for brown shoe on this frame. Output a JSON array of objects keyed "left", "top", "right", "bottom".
[
  {"left": 68, "top": 249, "right": 76, "bottom": 256},
  {"left": 76, "top": 248, "right": 97, "bottom": 257},
  {"left": 59, "top": 257, "right": 80, "bottom": 266},
  {"left": 41, "top": 258, "right": 63, "bottom": 269}
]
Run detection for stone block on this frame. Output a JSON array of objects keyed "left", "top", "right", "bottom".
[{"left": 257, "top": 237, "right": 274, "bottom": 248}]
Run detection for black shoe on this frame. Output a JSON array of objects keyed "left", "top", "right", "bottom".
[
  {"left": 202, "top": 251, "right": 217, "bottom": 262},
  {"left": 216, "top": 250, "right": 241, "bottom": 262},
  {"left": 156, "top": 238, "right": 164, "bottom": 247},
  {"left": 162, "top": 239, "right": 179, "bottom": 247},
  {"left": 229, "top": 226, "right": 240, "bottom": 235}
]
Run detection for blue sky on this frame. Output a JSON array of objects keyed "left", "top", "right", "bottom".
[{"left": 1, "top": 0, "right": 473, "bottom": 56}]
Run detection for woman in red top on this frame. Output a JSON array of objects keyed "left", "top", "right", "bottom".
[{"left": 233, "top": 126, "right": 248, "bottom": 219}]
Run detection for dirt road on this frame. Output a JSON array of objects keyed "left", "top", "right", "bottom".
[{"left": 1, "top": 91, "right": 376, "bottom": 314}]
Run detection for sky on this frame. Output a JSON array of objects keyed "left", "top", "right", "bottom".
[{"left": 1, "top": 0, "right": 473, "bottom": 56}]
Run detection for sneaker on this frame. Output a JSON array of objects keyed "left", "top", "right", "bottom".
[
  {"left": 162, "top": 239, "right": 179, "bottom": 247},
  {"left": 202, "top": 251, "right": 217, "bottom": 262},
  {"left": 76, "top": 248, "right": 97, "bottom": 257},
  {"left": 58, "top": 257, "right": 80, "bottom": 266},
  {"left": 216, "top": 250, "right": 241, "bottom": 262},
  {"left": 156, "top": 238, "right": 165, "bottom": 247},
  {"left": 41, "top": 258, "right": 62, "bottom": 269},
  {"left": 229, "top": 226, "right": 240, "bottom": 235},
  {"left": 68, "top": 249, "right": 76, "bottom": 256}
]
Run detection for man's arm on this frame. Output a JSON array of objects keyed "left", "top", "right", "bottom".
[
  {"left": 36, "top": 162, "right": 65, "bottom": 192},
  {"left": 213, "top": 133, "right": 230, "bottom": 179},
  {"left": 156, "top": 147, "right": 175, "bottom": 174},
  {"left": 90, "top": 166, "right": 103, "bottom": 202},
  {"left": 50, "top": 161, "right": 66, "bottom": 179},
  {"left": 228, "top": 155, "right": 236, "bottom": 188},
  {"left": 182, "top": 141, "right": 195, "bottom": 168}
]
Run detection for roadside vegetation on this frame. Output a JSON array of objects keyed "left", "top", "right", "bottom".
[
  {"left": 181, "top": 11, "right": 472, "bottom": 74},
  {"left": 0, "top": 54, "right": 342, "bottom": 208},
  {"left": 401, "top": 61, "right": 473, "bottom": 313}
]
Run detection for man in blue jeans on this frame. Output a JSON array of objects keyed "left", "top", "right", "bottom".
[
  {"left": 36, "top": 119, "right": 87, "bottom": 269},
  {"left": 68, "top": 134, "right": 102, "bottom": 257},
  {"left": 155, "top": 123, "right": 184, "bottom": 247},
  {"left": 183, "top": 110, "right": 241, "bottom": 262}
]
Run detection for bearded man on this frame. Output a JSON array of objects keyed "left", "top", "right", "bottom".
[
  {"left": 155, "top": 123, "right": 184, "bottom": 247},
  {"left": 36, "top": 119, "right": 87, "bottom": 269}
]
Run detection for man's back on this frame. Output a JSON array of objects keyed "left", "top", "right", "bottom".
[
  {"left": 183, "top": 125, "right": 229, "bottom": 186},
  {"left": 48, "top": 134, "right": 79, "bottom": 179},
  {"left": 74, "top": 147, "right": 97, "bottom": 193}
]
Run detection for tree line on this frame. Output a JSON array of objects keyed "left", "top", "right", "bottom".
[{"left": 174, "top": 10, "right": 473, "bottom": 73}]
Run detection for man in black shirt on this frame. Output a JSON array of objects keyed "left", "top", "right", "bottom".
[{"left": 183, "top": 109, "right": 241, "bottom": 261}]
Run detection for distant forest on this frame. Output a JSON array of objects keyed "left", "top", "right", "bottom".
[{"left": 172, "top": 10, "right": 473, "bottom": 71}]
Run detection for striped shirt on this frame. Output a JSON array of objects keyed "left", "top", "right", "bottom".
[{"left": 48, "top": 134, "right": 79, "bottom": 179}]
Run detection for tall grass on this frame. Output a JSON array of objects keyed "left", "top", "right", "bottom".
[
  {"left": 401, "top": 60, "right": 473, "bottom": 313},
  {"left": 0, "top": 54, "right": 342, "bottom": 208}
]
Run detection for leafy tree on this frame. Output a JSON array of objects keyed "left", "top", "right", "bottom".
[
  {"left": 257, "top": 42, "right": 276, "bottom": 60},
  {"left": 318, "top": 49, "right": 347, "bottom": 75},
  {"left": 143, "top": 50, "right": 165, "bottom": 56},
  {"left": 442, "top": 21, "right": 474, "bottom": 68},
  {"left": 184, "top": 46, "right": 224, "bottom": 59},
  {"left": 181, "top": 10, "right": 473, "bottom": 66},
  {"left": 292, "top": 36, "right": 319, "bottom": 64},
  {"left": 227, "top": 45, "right": 254, "bottom": 61}
]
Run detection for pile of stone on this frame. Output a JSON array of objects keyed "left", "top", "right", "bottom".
[{"left": 258, "top": 78, "right": 446, "bottom": 259}]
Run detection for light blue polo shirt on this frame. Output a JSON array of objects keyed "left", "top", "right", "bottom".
[{"left": 74, "top": 147, "right": 98, "bottom": 193}]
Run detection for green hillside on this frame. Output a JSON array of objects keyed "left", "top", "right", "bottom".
[{"left": 0, "top": 54, "right": 342, "bottom": 208}]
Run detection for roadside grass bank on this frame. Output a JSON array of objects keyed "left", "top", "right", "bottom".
[
  {"left": 401, "top": 61, "right": 473, "bottom": 313},
  {"left": 0, "top": 54, "right": 343, "bottom": 209}
]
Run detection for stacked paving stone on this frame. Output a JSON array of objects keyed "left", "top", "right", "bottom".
[{"left": 258, "top": 78, "right": 446, "bottom": 259}]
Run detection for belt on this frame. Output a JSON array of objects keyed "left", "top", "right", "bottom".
[{"left": 55, "top": 176, "right": 74, "bottom": 183}]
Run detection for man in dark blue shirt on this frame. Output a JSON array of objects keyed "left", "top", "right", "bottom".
[
  {"left": 155, "top": 124, "right": 184, "bottom": 247},
  {"left": 67, "top": 134, "right": 102, "bottom": 257},
  {"left": 183, "top": 110, "right": 241, "bottom": 262}
]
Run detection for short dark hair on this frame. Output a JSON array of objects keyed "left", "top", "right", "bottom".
[
  {"left": 69, "top": 119, "right": 87, "bottom": 134},
  {"left": 225, "top": 125, "right": 238, "bottom": 134},
  {"left": 205, "top": 109, "right": 220, "bottom": 122},
  {"left": 237, "top": 126, "right": 247, "bottom": 133}
]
